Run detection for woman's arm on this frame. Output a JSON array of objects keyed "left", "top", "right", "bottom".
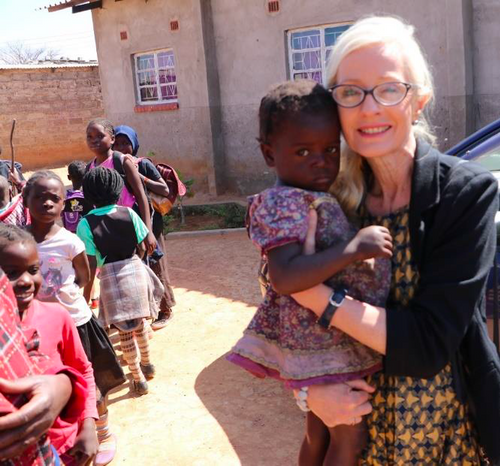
[
  {"left": 122, "top": 155, "right": 156, "bottom": 254},
  {"left": 294, "top": 167, "right": 498, "bottom": 377},
  {"left": 73, "top": 251, "right": 90, "bottom": 288}
]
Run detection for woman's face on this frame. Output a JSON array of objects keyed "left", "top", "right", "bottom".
[{"left": 335, "top": 43, "right": 428, "bottom": 160}]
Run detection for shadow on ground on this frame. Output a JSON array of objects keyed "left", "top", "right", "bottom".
[{"left": 195, "top": 353, "right": 305, "bottom": 465}]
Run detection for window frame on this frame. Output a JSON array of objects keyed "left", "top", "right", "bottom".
[
  {"left": 133, "top": 48, "right": 178, "bottom": 106},
  {"left": 286, "top": 23, "right": 351, "bottom": 87}
]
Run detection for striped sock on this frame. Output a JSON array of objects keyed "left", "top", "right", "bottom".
[
  {"left": 119, "top": 330, "right": 146, "bottom": 383},
  {"left": 135, "top": 320, "right": 152, "bottom": 366},
  {"left": 96, "top": 411, "right": 111, "bottom": 442}
]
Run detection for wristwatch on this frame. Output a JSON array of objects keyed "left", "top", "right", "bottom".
[{"left": 318, "top": 287, "right": 347, "bottom": 329}]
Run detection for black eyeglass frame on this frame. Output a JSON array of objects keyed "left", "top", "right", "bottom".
[{"left": 329, "top": 82, "right": 414, "bottom": 108}]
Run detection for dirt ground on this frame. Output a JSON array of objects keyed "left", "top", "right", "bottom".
[{"left": 105, "top": 230, "right": 305, "bottom": 465}]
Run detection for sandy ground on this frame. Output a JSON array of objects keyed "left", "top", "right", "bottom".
[{"left": 104, "top": 230, "right": 305, "bottom": 465}]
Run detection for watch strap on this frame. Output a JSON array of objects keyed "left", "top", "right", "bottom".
[{"left": 318, "top": 287, "right": 347, "bottom": 329}]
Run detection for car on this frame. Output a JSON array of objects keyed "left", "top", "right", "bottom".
[{"left": 446, "top": 118, "right": 500, "bottom": 351}]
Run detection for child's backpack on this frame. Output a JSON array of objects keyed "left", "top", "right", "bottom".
[
  {"left": 140, "top": 160, "right": 187, "bottom": 215},
  {"left": 62, "top": 190, "right": 87, "bottom": 233}
]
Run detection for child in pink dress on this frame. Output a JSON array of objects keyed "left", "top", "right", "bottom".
[{"left": 228, "top": 80, "right": 393, "bottom": 465}]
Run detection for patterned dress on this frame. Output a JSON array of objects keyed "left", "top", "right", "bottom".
[
  {"left": 228, "top": 186, "right": 391, "bottom": 389},
  {"left": 360, "top": 206, "right": 482, "bottom": 465}
]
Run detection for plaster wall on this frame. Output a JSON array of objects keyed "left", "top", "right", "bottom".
[
  {"left": 0, "top": 66, "right": 103, "bottom": 170},
  {"left": 471, "top": 0, "right": 500, "bottom": 130},
  {"left": 92, "top": 0, "right": 213, "bottom": 192},
  {"left": 210, "top": 0, "right": 471, "bottom": 193}
]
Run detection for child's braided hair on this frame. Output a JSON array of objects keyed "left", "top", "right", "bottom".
[
  {"left": 83, "top": 166, "right": 123, "bottom": 207},
  {"left": 23, "top": 171, "right": 64, "bottom": 202},
  {"left": 0, "top": 223, "right": 36, "bottom": 253},
  {"left": 258, "top": 79, "right": 338, "bottom": 144},
  {"left": 87, "top": 118, "right": 115, "bottom": 137}
]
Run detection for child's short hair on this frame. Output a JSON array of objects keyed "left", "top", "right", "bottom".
[
  {"left": 87, "top": 118, "right": 115, "bottom": 137},
  {"left": 83, "top": 167, "right": 123, "bottom": 207},
  {"left": 0, "top": 223, "right": 36, "bottom": 253},
  {"left": 23, "top": 171, "right": 64, "bottom": 201},
  {"left": 258, "top": 79, "right": 338, "bottom": 144},
  {"left": 67, "top": 161, "right": 87, "bottom": 184}
]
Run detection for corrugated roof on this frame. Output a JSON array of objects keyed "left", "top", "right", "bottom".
[
  {"left": 0, "top": 63, "right": 98, "bottom": 70},
  {"left": 37, "top": 0, "right": 92, "bottom": 12}
]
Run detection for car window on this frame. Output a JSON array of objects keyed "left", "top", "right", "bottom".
[{"left": 466, "top": 133, "right": 500, "bottom": 182}]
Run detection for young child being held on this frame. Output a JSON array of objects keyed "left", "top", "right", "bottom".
[
  {"left": 228, "top": 80, "right": 393, "bottom": 465},
  {"left": 62, "top": 161, "right": 94, "bottom": 233},
  {"left": 77, "top": 166, "right": 157, "bottom": 395},
  {"left": 0, "top": 223, "right": 95, "bottom": 465},
  {"left": 23, "top": 171, "right": 126, "bottom": 466}
]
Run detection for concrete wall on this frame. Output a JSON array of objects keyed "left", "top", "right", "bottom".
[
  {"left": 92, "top": 0, "right": 497, "bottom": 196},
  {"left": 471, "top": 0, "right": 500, "bottom": 130},
  {"left": 0, "top": 66, "right": 103, "bottom": 170},
  {"left": 92, "top": 0, "right": 215, "bottom": 193},
  {"left": 210, "top": 0, "right": 472, "bottom": 192}
]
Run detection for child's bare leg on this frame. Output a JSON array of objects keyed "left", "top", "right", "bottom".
[
  {"left": 324, "top": 420, "right": 367, "bottom": 466},
  {"left": 298, "top": 411, "right": 330, "bottom": 466},
  {"left": 118, "top": 329, "right": 145, "bottom": 383}
]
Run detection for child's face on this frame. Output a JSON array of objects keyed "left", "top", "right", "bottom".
[
  {"left": 262, "top": 109, "right": 341, "bottom": 192},
  {"left": 86, "top": 124, "right": 115, "bottom": 155},
  {"left": 26, "top": 178, "right": 64, "bottom": 224},
  {"left": 0, "top": 242, "right": 41, "bottom": 313},
  {"left": 114, "top": 134, "right": 133, "bottom": 155}
]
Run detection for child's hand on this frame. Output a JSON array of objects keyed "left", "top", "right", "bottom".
[
  {"left": 144, "top": 232, "right": 157, "bottom": 256},
  {"left": 67, "top": 418, "right": 98, "bottom": 465},
  {"left": 349, "top": 226, "right": 392, "bottom": 260}
]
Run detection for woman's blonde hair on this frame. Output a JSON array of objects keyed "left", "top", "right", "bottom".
[{"left": 327, "top": 16, "right": 436, "bottom": 215}]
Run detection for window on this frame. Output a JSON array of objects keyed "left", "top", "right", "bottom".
[
  {"left": 134, "top": 49, "right": 178, "bottom": 105},
  {"left": 287, "top": 24, "right": 350, "bottom": 86}
]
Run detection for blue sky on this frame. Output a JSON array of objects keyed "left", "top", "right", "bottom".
[{"left": 0, "top": 0, "right": 97, "bottom": 61}]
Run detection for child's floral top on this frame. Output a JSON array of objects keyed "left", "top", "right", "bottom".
[{"left": 228, "top": 186, "right": 391, "bottom": 388}]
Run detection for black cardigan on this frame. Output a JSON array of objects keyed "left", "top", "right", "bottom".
[{"left": 384, "top": 140, "right": 500, "bottom": 463}]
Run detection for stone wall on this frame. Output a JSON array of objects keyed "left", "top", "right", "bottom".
[{"left": 0, "top": 65, "right": 104, "bottom": 171}]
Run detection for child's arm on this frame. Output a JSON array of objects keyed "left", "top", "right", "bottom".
[
  {"left": 136, "top": 240, "right": 146, "bottom": 259},
  {"left": 122, "top": 155, "right": 157, "bottom": 254},
  {"left": 268, "top": 218, "right": 392, "bottom": 295},
  {"left": 73, "top": 251, "right": 91, "bottom": 288},
  {"left": 141, "top": 175, "right": 170, "bottom": 198},
  {"left": 83, "top": 255, "right": 97, "bottom": 304}
]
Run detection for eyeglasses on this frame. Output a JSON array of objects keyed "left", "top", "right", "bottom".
[{"left": 330, "top": 82, "right": 414, "bottom": 108}]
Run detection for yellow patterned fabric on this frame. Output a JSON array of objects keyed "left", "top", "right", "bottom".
[{"left": 359, "top": 206, "right": 482, "bottom": 465}]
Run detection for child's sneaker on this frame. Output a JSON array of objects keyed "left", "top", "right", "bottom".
[
  {"left": 132, "top": 379, "right": 149, "bottom": 395},
  {"left": 140, "top": 363, "right": 156, "bottom": 380}
]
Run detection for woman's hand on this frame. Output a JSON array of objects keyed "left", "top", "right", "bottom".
[
  {"left": 307, "top": 379, "right": 375, "bottom": 427},
  {"left": 0, "top": 374, "right": 72, "bottom": 460},
  {"left": 67, "top": 418, "right": 98, "bottom": 465},
  {"left": 291, "top": 210, "right": 332, "bottom": 314}
]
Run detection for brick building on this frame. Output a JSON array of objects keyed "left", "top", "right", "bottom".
[{"left": 0, "top": 63, "right": 104, "bottom": 171}]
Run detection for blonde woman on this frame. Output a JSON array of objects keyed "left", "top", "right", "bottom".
[{"left": 292, "top": 16, "right": 500, "bottom": 464}]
